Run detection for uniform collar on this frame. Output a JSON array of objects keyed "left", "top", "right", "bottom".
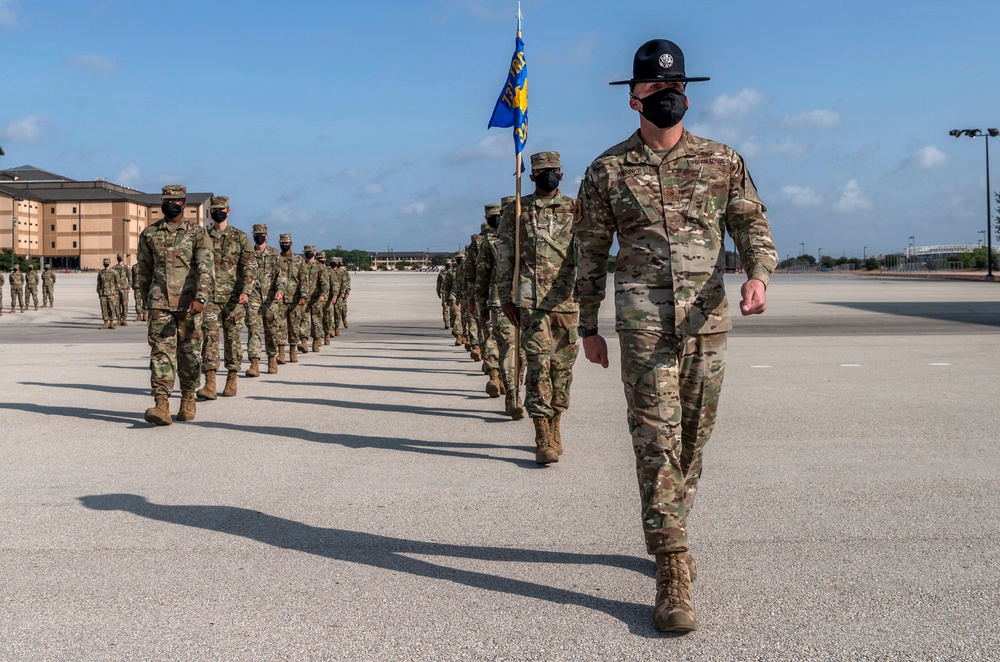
[{"left": 625, "top": 129, "right": 697, "bottom": 166}]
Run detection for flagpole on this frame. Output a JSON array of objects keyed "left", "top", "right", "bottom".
[{"left": 512, "top": 2, "right": 523, "bottom": 404}]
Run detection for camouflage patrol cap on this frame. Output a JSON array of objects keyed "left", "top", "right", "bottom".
[
  {"left": 279, "top": 234, "right": 292, "bottom": 243},
  {"left": 252, "top": 224, "right": 268, "bottom": 235},
  {"left": 161, "top": 184, "right": 186, "bottom": 200},
  {"left": 102, "top": 258, "right": 110, "bottom": 265},
  {"left": 530, "top": 151, "right": 560, "bottom": 170},
  {"left": 303, "top": 244, "right": 316, "bottom": 252},
  {"left": 116, "top": 253, "right": 123, "bottom": 259},
  {"left": 501, "top": 195, "right": 517, "bottom": 207},
  {"left": 317, "top": 252, "right": 327, "bottom": 261},
  {"left": 480, "top": 223, "right": 490, "bottom": 233},
  {"left": 455, "top": 251, "right": 466, "bottom": 258},
  {"left": 209, "top": 196, "right": 229, "bottom": 210},
  {"left": 485, "top": 203, "right": 501, "bottom": 216},
  {"left": 333, "top": 256, "right": 343, "bottom": 264}
]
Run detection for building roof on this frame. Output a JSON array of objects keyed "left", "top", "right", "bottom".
[
  {"left": 0, "top": 165, "right": 75, "bottom": 182},
  {"left": 370, "top": 251, "right": 451, "bottom": 259}
]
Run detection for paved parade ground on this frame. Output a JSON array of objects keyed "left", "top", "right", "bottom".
[{"left": 1, "top": 273, "right": 998, "bottom": 660}]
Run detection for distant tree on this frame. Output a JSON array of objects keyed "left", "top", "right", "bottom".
[
  {"left": 606, "top": 255, "right": 617, "bottom": 273},
  {"left": 863, "top": 257, "right": 881, "bottom": 271},
  {"left": 820, "top": 255, "right": 835, "bottom": 269},
  {"left": 796, "top": 253, "right": 817, "bottom": 265},
  {"left": 0, "top": 248, "right": 12, "bottom": 271},
  {"left": 430, "top": 254, "right": 448, "bottom": 266},
  {"left": 396, "top": 261, "right": 414, "bottom": 270}
]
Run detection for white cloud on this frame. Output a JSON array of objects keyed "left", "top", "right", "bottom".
[
  {"left": 782, "top": 109, "right": 842, "bottom": 131},
  {"left": 780, "top": 185, "right": 822, "bottom": 206},
  {"left": 914, "top": 145, "right": 948, "bottom": 169},
  {"left": 0, "top": 0, "right": 17, "bottom": 28},
  {"left": 359, "top": 183, "right": 384, "bottom": 197},
  {"left": 399, "top": 202, "right": 427, "bottom": 216},
  {"left": 0, "top": 114, "right": 47, "bottom": 142},
  {"left": 739, "top": 135, "right": 809, "bottom": 160},
  {"left": 67, "top": 54, "right": 118, "bottom": 78},
  {"left": 834, "top": 179, "right": 872, "bottom": 214},
  {"left": 263, "top": 206, "right": 316, "bottom": 226},
  {"left": 703, "top": 88, "right": 763, "bottom": 120},
  {"left": 444, "top": 135, "right": 510, "bottom": 164},
  {"left": 535, "top": 35, "right": 600, "bottom": 65},
  {"left": 115, "top": 164, "right": 140, "bottom": 187}
]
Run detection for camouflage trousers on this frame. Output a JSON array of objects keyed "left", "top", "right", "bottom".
[
  {"left": 480, "top": 313, "right": 499, "bottom": 371},
  {"left": 133, "top": 289, "right": 144, "bottom": 317},
  {"left": 25, "top": 286, "right": 38, "bottom": 309},
  {"left": 43, "top": 285, "right": 54, "bottom": 307},
  {"left": 147, "top": 309, "right": 203, "bottom": 396},
  {"left": 618, "top": 331, "right": 727, "bottom": 556},
  {"left": 200, "top": 300, "right": 246, "bottom": 373},
  {"left": 492, "top": 308, "right": 525, "bottom": 390},
  {"left": 99, "top": 295, "right": 116, "bottom": 321},
  {"left": 306, "top": 300, "right": 326, "bottom": 340},
  {"left": 281, "top": 302, "right": 303, "bottom": 347},
  {"left": 448, "top": 299, "right": 464, "bottom": 337},
  {"left": 246, "top": 298, "right": 281, "bottom": 359},
  {"left": 334, "top": 298, "right": 348, "bottom": 329},
  {"left": 117, "top": 289, "right": 129, "bottom": 320},
  {"left": 441, "top": 299, "right": 449, "bottom": 326},
  {"left": 519, "top": 308, "right": 579, "bottom": 418},
  {"left": 463, "top": 306, "right": 480, "bottom": 348},
  {"left": 9, "top": 286, "right": 23, "bottom": 310}
]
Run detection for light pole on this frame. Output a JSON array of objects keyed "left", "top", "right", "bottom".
[
  {"left": 799, "top": 242, "right": 805, "bottom": 257},
  {"left": 949, "top": 128, "right": 998, "bottom": 281},
  {"left": 908, "top": 236, "right": 915, "bottom": 270},
  {"left": 817, "top": 247, "right": 822, "bottom": 268},
  {"left": 10, "top": 197, "right": 22, "bottom": 268},
  {"left": 122, "top": 218, "right": 131, "bottom": 264}
]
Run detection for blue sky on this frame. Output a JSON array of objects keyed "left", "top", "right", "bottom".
[{"left": 2, "top": 0, "right": 999, "bottom": 258}]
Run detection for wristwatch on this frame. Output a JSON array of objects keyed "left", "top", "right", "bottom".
[
  {"left": 577, "top": 326, "right": 598, "bottom": 338},
  {"left": 195, "top": 297, "right": 206, "bottom": 304}
]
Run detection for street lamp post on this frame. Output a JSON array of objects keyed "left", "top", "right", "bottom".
[
  {"left": 909, "top": 236, "right": 915, "bottom": 270},
  {"left": 949, "top": 128, "right": 998, "bottom": 281},
  {"left": 818, "top": 247, "right": 822, "bottom": 268},
  {"left": 10, "top": 197, "right": 22, "bottom": 268},
  {"left": 122, "top": 218, "right": 131, "bottom": 264}
]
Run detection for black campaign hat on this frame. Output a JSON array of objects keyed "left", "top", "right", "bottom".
[{"left": 610, "top": 39, "right": 710, "bottom": 86}]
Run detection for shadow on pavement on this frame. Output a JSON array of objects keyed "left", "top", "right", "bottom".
[
  {"left": 20, "top": 381, "right": 149, "bottom": 396},
  {"left": 0, "top": 402, "right": 144, "bottom": 427},
  {"left": 77, "top": 493, "right": 656, "bottom": 636},
  {"left": 821, "top": 301, "right": 1000, "bottom": 327},
  {"left": 308, "top": 363, "right": 472, "bottom": 376},
  {"left": 263, "top": 380, "right": 483, "bottom": 398},
  {"left": 246, "top": 395, "right": 504, "bottom": 422}
]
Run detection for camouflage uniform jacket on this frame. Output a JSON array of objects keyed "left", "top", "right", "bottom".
[
  {"left": 130, "top": 264, "right": 141, "bottom": 291},
  {"left": 247, "top": 245, "right": 285, "bottom": 304},
  {"left": 474, "top": 232, "right": 502, "bottom": 315},
  {"left": 575, "top": 130, "right": 778, "bottom": 335},
  {"left": 136, "top": 219, "right": 215, "bottom": 312},
  {"left": 498, "top": 191, "right": 578, "bottom": 313},
  {"left": 25, "top": 270, "right": 39, "bottom": 289},
  {"left": 464, "top": 232, "right": 486, "bottom": 296},
  {"left": 111, "top": 263, "right": 130, "bottom": 291},
  {"left": 298, "top": 260, "right": 325, "bottom": 303},
  {"left": 455, "top": 255, "right": 471, "bottom": 302},
  {"left": 97, "top": 268, "right": 120, "bottom": 295},
  {"left": 207, "top": 225, "right": 257, "bottom": 303},
  {"left": 339, "top": 269, "right": 351, "bottom": 297},
  {"left": 441, "top": 268, "right": 456, "bottom": 301},
  {"left": 435, "top": 270, "right": 446, "bottom": 298},
  {"left": 9, "top": 271, "right": 23, "bottom": 288},
  {"left": 277, "top": 252, "right": 304, "bottom": 302},
  {"left": 42, "top": 270, "right": 56, "bottom": 287},
  {"left": 327, "top": 268, "right": 343, "bottom": 301},
  {"left": 319, "top": 268, "right": 336, "bottom": 303}
]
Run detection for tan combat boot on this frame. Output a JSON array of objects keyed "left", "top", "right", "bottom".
[
  {"left": 34, "top": 303, "right": 38, "bottom": 310},
  {"left": 100, "top": 321, "right": 109, "bottom": 330},
  {"left": 133, "top": 313, "right": 142, "bottom": 322},
  {"left": 41, "top": 303, "right": 46, "bottom": 309},
  {"left": 453, "top": 336, "right": 462, "bottom": 346},
  {"left": 470, "top": 345, "right": 482, "bottom": 362},
  {"left": 312, "top": 338, "right": 321, "bottom": 353},
  {"left": 334, "top": 326, "right": 340, "bottom": 337},
  {"left": 343, "top": 318, "right": 348, "bottom": 329},
  {"left": 119, "top": 318, "right": 127, "bottom": 327},
  {"left": 277, "top": 346, "right": 286, "bottom": 364},
  {"left": 289, "top": 345, "right": 299, "bottom": 363},
  {"left": 109, "top": 320, "right": 117, "bottom": 329},
  {"left": 176, "top": 391, "right": 196, "bottom": 421},
  {"left": 221, "top": 371, "right": 238, "bottom": 397},
  {"left": 298, "top": 341, "right": 308, "bottom": 353},
  {"left": 196, "top": 371, "right": 218, "bottom": 401},
  {"left": 486, "top": 370, "right": 502, "bottom": 398},
  {"left": 246, "top": 358, "right": 261, "bottom": 378},
  {"left": 507, "top": 390, "right": 525, "bottom": 421},
  {"left": 324, "top": 332, "right": 331, "bottom": 345},
  {"left": 653, "top": 552, "right": 697, "bottom": 633},
  {"left": 532, "top": 418, "right": 558, "bottom": 465},
  {"left": 267, "top": 355, "right": 278, "bottom": 374},
  {"left": 550, "top": 413, "right": 563, "bottom": 456},
  {"left": 144, "top": 395, "right": 172, "bottom": 426}
]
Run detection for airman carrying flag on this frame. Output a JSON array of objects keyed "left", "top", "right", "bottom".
[{"left": 487, "top": 30, "right": 528, "bottom": 154}]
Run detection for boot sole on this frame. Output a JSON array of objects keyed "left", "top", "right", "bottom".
[
  {"left": 196, "top": 392, "right": 217, "bottom": 401},
  {"left": 535, "top": 452, "right": 559, "bottom": 465},
  {"left": 654, "top": 609, "right": 697, "bottom": 633},
  {"left": 221, "top": 392, "right": 236, "bottom": 397},
  {"left": 486, "top": 383, "right": 502, "bottom": 398},
  {"left": 176, "top": 414, "right": 195, "bottom": 422},
  {"left": 144, "top": 412, "right": 172, "bottom": 426}
]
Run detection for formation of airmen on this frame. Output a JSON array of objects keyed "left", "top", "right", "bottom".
[
  {"left": 120, "top": 187, "right": 351, "bottom": 425},
  {"left": 2, "top": 262, "right": 55, "bottom": 316},
  {"left": 441, "top": 39, "right": 779, "bottom": 634}
]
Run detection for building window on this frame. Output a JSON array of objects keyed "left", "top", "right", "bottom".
[
  {"left": 72, "top": 207, "right": 77, "bottom": 214},
  {"left": 73, "top": 241, "right": 77, "bottom": 248},
  {"left": 51, "top": 225, "right": 55, "bottom": 231},
  {"left": 51, "top": 242, "right": 55, "bottom": 248},
  {"left": 72, "top": 224, "right": 77, "bottom": 231},
  {"left": 50, "top": 207, "right": 55, "bottom": 214}
]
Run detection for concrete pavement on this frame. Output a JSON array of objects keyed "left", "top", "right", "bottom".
[{"left": 0, "top": 273, "right": 997, "bottom": 660}]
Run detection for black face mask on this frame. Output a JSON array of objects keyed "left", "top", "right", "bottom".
[
  {"left": 486, "top": 215, "right": 501, "bottom": 229},
  {"left": 636, "top": 87, "right": 687, "bottom": 129},
  {"left": 534, "top": 170, "right": 561, "bottom": 193},
  {"left": 304, "top": 252, "right": 315, "bottom": 260},
  {"left": 211, "top": 210, "right": 228, "bottom": 223},
  {"left": 253, "top": 235, "right": 266, "bottom": 246},
  {"left": 280, "top": 244, "right": 292, "bottom": 252},
  {"left": 161, "top": 201, "right": 183, "bottom": 219}
]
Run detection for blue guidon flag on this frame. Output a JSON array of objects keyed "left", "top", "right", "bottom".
[{"left": 488, "top": 36, "right": 528, "bottom": 154}]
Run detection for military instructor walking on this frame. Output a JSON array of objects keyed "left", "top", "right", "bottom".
[{"left": 575, "top": 40, "right": 778, "bottom": 633}]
